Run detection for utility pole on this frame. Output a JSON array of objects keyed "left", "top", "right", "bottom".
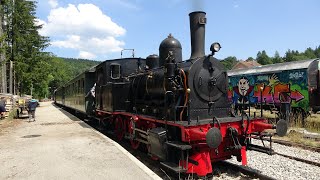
[
  {"left": 9, "top": 0, "right": 15, "bottom": 95},
  {"left": 0, "top": 1, "right": 7, "bottom": 93}
]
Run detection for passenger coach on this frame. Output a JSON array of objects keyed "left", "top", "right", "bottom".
[
  {"left": 228, "top": 58, "right": 320, "bottom": 118},
  {"left": 54, "top": 66, "right": 96, "bottom": 116}
]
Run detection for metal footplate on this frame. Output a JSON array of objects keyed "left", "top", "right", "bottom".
[
  {"left": 160, "top": 162, "right": 187, "bottom": 173},
  {"left": 165, "top": 141, "right": 192, "bottom": 150},
  {"left": 161, "top": 141, "right": 191, "bottom": 174}
]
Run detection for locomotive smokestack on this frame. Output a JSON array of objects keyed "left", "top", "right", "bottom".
[{"left": 189, "top": 11, "right": 206, "bottom": 59}]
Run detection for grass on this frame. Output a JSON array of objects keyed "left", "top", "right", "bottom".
[
  {"left": 274, "top": 129, "right": 320, "bottom": 148},
  {"left": 305, "top": 114, "right": 320, "bottom": 133},
  {"left": 243, "top": 108, "right": 279, "bottom": 119}
]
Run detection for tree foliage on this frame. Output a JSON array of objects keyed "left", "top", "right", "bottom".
[
  {"left": 1, "top": 1, "right": 100, "bottom": 98},
  {"left": 256, "top": 50, "right": 272, "bottom": 65},
  {"left": 220, "top": 46, "right": 320, "bottom": 70},
  {"left": 3, "top": 0, "right": 50, "bottom": 98},
  {"left": 272, "top": 51, "right": 283, "bottom": 64},
  {"left": 47, "top": 57, "right": 99, "bottom": 95},
  {"left": 220, "top": 56, "right": 238, "bottom": 70}
]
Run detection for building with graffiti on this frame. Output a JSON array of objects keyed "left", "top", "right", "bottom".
[{"left": 227, "top": 58, "right": 320, "bottom": 115}]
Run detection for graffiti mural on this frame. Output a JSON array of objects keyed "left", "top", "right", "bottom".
[
  {"left": 228, "top": 69, "right": 309, "bottom": 111},
  {"left": 231, "top": 77, "right": 257, "bottom": 105}
]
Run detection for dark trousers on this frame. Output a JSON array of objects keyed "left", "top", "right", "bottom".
[{"left": 28, "top": 110, "right": 35, "bottom": 119}]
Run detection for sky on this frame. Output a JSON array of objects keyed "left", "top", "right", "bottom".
[{"left": 35, "top": 0, "right": 320, "bottom": 61}]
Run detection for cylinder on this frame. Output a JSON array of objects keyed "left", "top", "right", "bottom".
[{"left": 189, "top": 11, "right": 206, "bottom": 59}]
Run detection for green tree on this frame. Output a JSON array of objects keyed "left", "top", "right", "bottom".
[
  {"left": 285, "top": 49, "right": 310, "bottom": 62},
  {"left": 221, "top": 56, "right": 238, "bottom": 70},
  {"left": 284, "top": 49, "right": 295, "bottom": 62},
  {"left": 256, "top": 50, "right": 271, "bottom": 65},
  {"left": 247, "top": 57, "right": 254, "bottom": 61},
  {"left": 304, "top": 47, "right": 316, "bottom": 59},
  {"left": 3, "top": 0, "right": 50, "bottom": 98},
  {"left": 315, "top": 46, "right": 320, "bottom": 58},
  {"left": 47, "top": 56, "right": 72, "bottom": 95},
  {"left": 272, "top": 51, "right": 283, "bottom": 64}
]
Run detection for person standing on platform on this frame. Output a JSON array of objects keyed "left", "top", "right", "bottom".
[
  {"left": 28, "top": 99, "right": 39, "bottom": 122},
  {"left": 0, "top": 97, "right": 6, "bottom": 119}
]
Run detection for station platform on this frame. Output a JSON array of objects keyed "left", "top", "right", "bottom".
[{"left": 0, "top": 102, "right": 161, "bottom": 180}]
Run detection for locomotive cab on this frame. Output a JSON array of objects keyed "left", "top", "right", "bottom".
[{"left": 308, "top": 59, "right": 320, "bottom": 113}]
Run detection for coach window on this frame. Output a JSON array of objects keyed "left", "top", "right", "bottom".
[
  {"left": 78, "top": 80, "right": 81, "bottom": 93},
  {"left": 110, "top": 63, "right": 121, "bottom": 79},
  {"left": 82, "top": 79, "right": 85, "bottom": 93}
]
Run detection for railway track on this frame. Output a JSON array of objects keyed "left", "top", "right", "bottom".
[
  {"left": 216, "top": 161, "right": 276, "bottom": 180},
  {"left": 257, "top": 137, "right": 320, "bottom": 153},
  {"left": 274, "top": 152, "right": 320, "bottom": 167},
  {"left": 252, "top": 137, "right": 320, "bottom": 168}
]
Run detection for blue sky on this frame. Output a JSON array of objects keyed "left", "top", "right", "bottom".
[{"left": 36, "top": 0, "right": 320, "bottom": 61}]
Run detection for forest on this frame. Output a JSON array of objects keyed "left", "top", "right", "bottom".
[
  {"left": 0, "top": 0, "right": 99, "bottom": 98},
  {"left": 1, "top": 0, "right": 319, "bottom": 98},
  {"left": 221, "top": 47, "right": 320, "bottom": 70}
]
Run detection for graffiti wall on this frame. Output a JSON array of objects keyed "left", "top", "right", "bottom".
[{"left": 228, "top": 69, "right": 309, "bottom": 111}]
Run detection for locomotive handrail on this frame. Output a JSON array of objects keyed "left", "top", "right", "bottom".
[
  {"left": 120, "top": 49, "right": 135, "bottom": 58},
  {"left": 179, "top": 69, "right": 188, "bottom": 121}
]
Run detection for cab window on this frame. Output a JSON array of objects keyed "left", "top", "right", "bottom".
[{"left": 110, "top": 63, "right": 121, "bottom": 79}]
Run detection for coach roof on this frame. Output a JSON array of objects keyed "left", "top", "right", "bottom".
[{"left": 227, "top": 58, "right": 319, "bottom": 76}]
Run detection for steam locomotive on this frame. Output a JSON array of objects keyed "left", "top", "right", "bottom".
[{"left": 54, "top": 11, "right": 287, "bottom": 177}]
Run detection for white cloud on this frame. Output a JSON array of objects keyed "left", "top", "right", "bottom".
[
  {"left": 79, "top": 51, "right": 96, "bottom": 59},
  {"left": 48, "top": 0, "right": 58, "bottom": 8},
  {"left": 39, "top": 3, "right": 126, "bottom": 59},
  {"left": 51, "top": 35, "right": 125, "bottom": 58},
  {"left": 51, "top": 35, "right": 81, "bottom": 49}
]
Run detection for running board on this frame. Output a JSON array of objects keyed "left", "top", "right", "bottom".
[
  {"left": 165, "top": 141, "right": 192, "bottom": 150},
  {"left": 160, "top": 162, "right": 187, "bottom": 173}
]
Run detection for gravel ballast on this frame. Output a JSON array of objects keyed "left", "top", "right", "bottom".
[{"left": 223, "top": 139, "right": 320, "bottom": 180}]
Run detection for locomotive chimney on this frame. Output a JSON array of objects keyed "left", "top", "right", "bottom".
[{"left": 189, "top": 11, "right": 206, "bottom": 59}]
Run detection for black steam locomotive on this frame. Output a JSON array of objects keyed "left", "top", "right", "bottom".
[{"left": 55, "top": 11, "right": 287, "bottom": 177}]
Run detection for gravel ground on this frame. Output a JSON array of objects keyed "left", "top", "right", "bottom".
[
  {"left": 253, "top": 138, "right": 320, "bottom": 163},
  {"left": 223, "top": 139, "right": 320, "bottom": 180}
]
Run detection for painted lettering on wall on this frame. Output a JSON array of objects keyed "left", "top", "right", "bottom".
[
  {"left": 289, "top": 72, "right": 304, "bottom": 80},
  {"left": 229, "top": 74, "right": 305, "bottom": 105},
  {"left": 256, "top": 75, "right": 268, "bottom": 82}
]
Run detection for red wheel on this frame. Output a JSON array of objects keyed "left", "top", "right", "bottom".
[
  {"left": 114, "top": 116, "right": 125, "bottom": 141},
  {"left": 128, "top": 119, "right": 140, "bottom": 149}
]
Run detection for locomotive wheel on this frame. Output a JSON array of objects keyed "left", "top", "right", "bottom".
[
  {"left": 128, "top": 119, "right": 140, "bottom": 149},
  {"left": 114, "top": 116, "right": 125, "bottom": 141}
]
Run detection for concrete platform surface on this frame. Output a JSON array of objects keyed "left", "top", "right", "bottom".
[{"left": 0, "top": 102, "right": 161, "bottom": 180}]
